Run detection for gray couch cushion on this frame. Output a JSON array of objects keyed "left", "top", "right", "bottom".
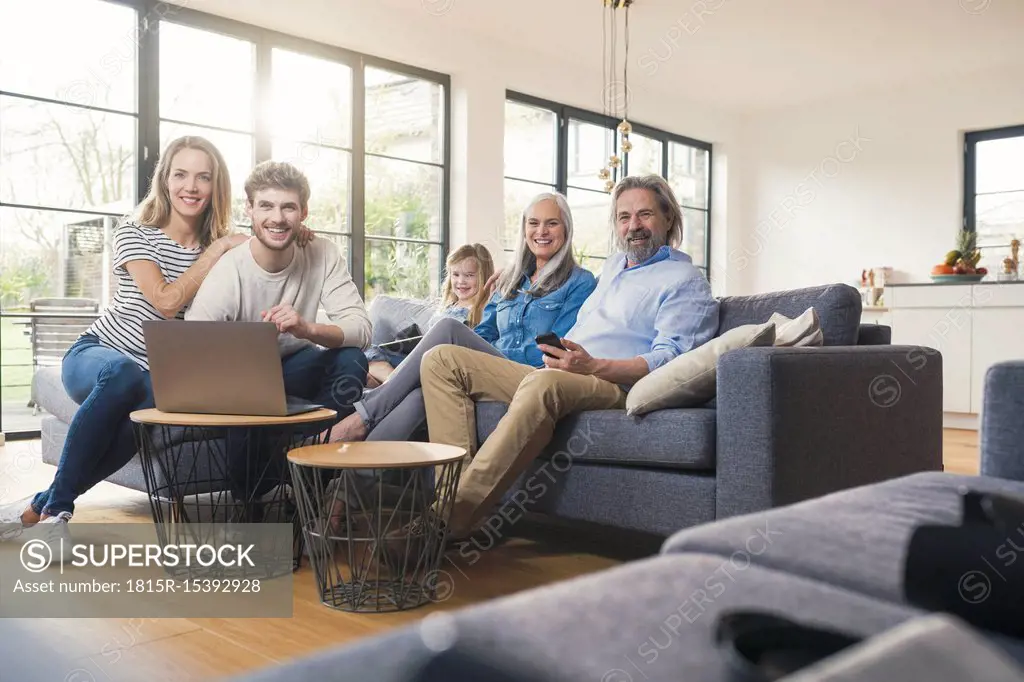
[
  {"left": 228, "top": 552, "right": 924, "bottom": 682},
  {"left": 476, "top": 402, "right": 716, "bottom": 470},
  {"left": 511, "top": 460, "right": 717, "bottom": 537},
  {"left": 717, "top": 283, "right": 862, "bottom": 346},
  {"left": 31, "top": 366, "right": 80, "bottom": 425},
  {"left": 662, "top": 472, "right": 1024, "bottom": 606}
]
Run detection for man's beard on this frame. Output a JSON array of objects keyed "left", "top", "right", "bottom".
[
  {"left": 618, "top": 228, "right": 666, "bottom": 264},
  {"left": 254, "top": 222, "right": 298, "bottom": 251}
]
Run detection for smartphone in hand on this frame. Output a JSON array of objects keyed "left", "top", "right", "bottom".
[{"left": 535, "top": 332, "right": 566, "bottom": 357}]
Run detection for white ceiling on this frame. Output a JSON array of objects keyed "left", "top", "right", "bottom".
[{"left": 374, "top": 0, "right": 1024, "bottom": 112}]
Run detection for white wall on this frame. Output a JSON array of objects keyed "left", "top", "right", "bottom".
[
  {"left": 168, "top": 0, "right": 741, "bottom": 292},
  {"left": 734, "top": 66, "right": 1024, "bottom": 296}
]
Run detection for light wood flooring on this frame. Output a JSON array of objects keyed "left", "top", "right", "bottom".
[{"left": 0, "top": 429, "right": 979, "bottom": 681}]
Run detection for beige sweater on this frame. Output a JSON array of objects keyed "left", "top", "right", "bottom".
[{"left": 185, "top": 238, "right": 372, "bottom": 356}]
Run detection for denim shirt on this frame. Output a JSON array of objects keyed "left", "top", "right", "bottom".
[{"left": 474, "top": 266, "right": 597, "bottom": 367}]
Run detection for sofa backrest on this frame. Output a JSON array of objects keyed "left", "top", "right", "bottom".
[
  {"left": 367, "top": 295, "right": 437, "bottom": 346},
  {"left": 715, "top": 283, "right": 863, "bottom": 346}
]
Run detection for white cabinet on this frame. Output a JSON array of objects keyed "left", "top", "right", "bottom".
[
  {"left": 887, "top": 284, "right": 1024, "bottom": 419},
  {"left": 969, "top": 286, "right": 1024, "bottom": 414},
  {"left": 890, "top": 306, "right": 973, "bottom": 414}
]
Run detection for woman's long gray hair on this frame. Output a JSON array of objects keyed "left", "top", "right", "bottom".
[{"left": 496, "top": 192, "right": 579, "bottom": 300}]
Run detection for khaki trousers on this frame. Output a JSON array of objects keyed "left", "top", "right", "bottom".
[{"left": 420, "top": 344, "right": 627, "bottom": 536}]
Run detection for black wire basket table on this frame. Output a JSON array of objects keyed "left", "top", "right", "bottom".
[
  {"left": 130, "top": 407, "right": 338, "bottom": 576},
  {"left": 287, "top": 441, "right": 465, "bottom": 612}
]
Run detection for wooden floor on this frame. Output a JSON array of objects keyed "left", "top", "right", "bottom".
[{"left": 0, "top": 429, "right": 979, "bottom": 680}]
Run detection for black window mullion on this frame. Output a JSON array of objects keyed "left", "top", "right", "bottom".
[
  {"left": 440, "top": 77, "right": 451, "bottom": 288},
  {"left": 661, "top": 139, "right": 669, "bottom": 180},
  {"left": 351, "top": 59, "right": 366, "bottom": 296},
  {"left": 137, "top": 3, "right": 159, "bottom": 203},
  {"left": 964, "top": 135, "right": 977, "bottom": 232},
  {"left": 556, "top": 108, "right": 569, "bottom": 195},
  {"left": 705, "top": 150, "right": 713, "bottom": 274}
]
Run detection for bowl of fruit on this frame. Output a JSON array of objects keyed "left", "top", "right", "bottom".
[{"left": 931, "top": 230, "right": 987, "bottom": 282}]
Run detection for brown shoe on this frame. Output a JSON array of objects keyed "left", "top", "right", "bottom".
[{"left": 379, "top": 512, "right": 450, "bottom": 575}]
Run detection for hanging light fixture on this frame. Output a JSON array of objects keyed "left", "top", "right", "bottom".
[{"left": 598, "top": 0, "right": 633, "bottom": 193}]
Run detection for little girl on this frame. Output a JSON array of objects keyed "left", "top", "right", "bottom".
[{"left": 365, "top": 243, "right": 494, "bottom": 386}]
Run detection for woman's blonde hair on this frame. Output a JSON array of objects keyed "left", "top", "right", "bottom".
[
  {"left": 439, "top": 243, "right": 495, "bottom": 327},
  {"left": 133, "top": 136, "right": 233, "bottom": 248}
]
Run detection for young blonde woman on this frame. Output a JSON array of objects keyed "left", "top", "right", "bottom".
[
  {"left": 0, "top": 136, "right": 309, "bottom": 534},
  {"left": 364, "top": 243, "right": 495, "bottom": 386}
]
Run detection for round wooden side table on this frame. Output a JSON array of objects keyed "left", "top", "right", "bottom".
[
  {"left": 287, "top": 441, "right": 466, "bottom": 612},
  {"left": 130, "top": 408, "right": 338, "bottom": 572}
]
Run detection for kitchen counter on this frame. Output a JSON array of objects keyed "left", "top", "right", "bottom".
[{"left": 887, "top": 279, "right": 1023, "bottom": 286}]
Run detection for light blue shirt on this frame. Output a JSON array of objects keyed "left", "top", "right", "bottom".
[{"left": 565, "top": 246, "right": 720, "bottom": 373}]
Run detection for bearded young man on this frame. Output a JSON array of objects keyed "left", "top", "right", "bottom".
[
  {"left": 186, "top": 160, "right": 371, "bottom": 418},
  {"left": 409, "top": 174, "right": 721, "bottom": 542}
]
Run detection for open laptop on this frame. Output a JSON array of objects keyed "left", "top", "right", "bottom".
[{"left": 144, "top": 320, "right": 323, "bottom": 416}]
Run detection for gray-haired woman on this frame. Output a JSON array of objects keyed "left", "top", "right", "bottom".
[{"left": 329, "top": 191, "right": 597, "bottom": 444}]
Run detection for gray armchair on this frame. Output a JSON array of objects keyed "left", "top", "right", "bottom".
[{"left": 981, "top": 360, "right": 1024, "bottom": 481}]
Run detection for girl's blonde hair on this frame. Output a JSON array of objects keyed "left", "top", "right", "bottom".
[
  {"left": 439, "top": 243, "right": 495, "bottom": 327},
  {"left": 134, "top": 135, "right": 233, "bottom": 248}
]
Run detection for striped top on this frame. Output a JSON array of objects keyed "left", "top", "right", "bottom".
[{"left": 86, "top": 221, "right": 203, "bottom": 370}]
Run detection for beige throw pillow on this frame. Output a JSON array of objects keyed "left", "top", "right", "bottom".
[
  {"left": 769, "top": 307, "right": 823, "bottom": 347},
  {"left": 625, "top": 322, "right": 776, "bottom": 416}
]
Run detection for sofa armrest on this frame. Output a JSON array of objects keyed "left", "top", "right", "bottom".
[
  {"left": 715, "top": 345, "right": 943, "bottom": 519},
  {"left": 857, "top": 323, "right": 891, "bottom": 345},
  {"left": 980, "top": 361, "right": 1024, "bottom": 481}
]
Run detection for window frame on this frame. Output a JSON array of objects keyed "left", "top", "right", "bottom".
[
  {"left": 504, "top": 89, "right": 713, "bottom": 276},
  {"left": 963, "top": 123, "right": 1024, "bottom": 239},
  {"left": 0, "top": 0, "right": 450, "bottom": 437}
]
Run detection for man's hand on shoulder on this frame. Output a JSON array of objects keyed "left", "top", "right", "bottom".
[
  {"left": 540, "top": 339, "right": 597, "bottom": 375},
  {"left": 262, "top": 303, "right": 310, "bottom": 339}
]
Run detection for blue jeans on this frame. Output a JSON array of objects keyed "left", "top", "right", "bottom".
[
  {"left": 227, "top": 345, "right": 368, "bottom": 505},
  {"left": 365, "top": 345, "right": 410, "bottom": 368},
  {"left": 355, "top": 318, "right": 502, "bottom": 439},
  {"left": 282, "top": 345, "right": 369, "bottom": 420},
  {"left": 32, "top": 334, "right": 154, "bottom": 516}
]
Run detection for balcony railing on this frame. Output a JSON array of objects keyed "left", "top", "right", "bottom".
[{"left": 1, "top": 307, "right": 100, "bottom": 436}]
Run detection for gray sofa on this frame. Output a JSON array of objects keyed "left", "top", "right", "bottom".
[
  {"left": 226, "top": 361, "right": 1024, "bottom": 682},
  {"left": 31, "top": 282, "right": 943, "bottom": 536},
  {"left": 364, "top": 282, "right": 943, "bottom": 536}
]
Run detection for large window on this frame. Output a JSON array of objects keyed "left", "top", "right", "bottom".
[
  {"left": 964, "top": 125, "right": 1024, "bottom": 254},
  {"left": 503, "top": 91, "right": 711, "bottom": 277},
  {"left": 0, "top": 0, "right": 449, "bottom": 436}
]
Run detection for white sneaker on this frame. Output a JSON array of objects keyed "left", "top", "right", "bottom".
[
  {"left": 0, "top": 495, "right": 36, "bottom": 525},
  {"left": 30, "top": 511, "right": 73, "bottom": 557}
]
